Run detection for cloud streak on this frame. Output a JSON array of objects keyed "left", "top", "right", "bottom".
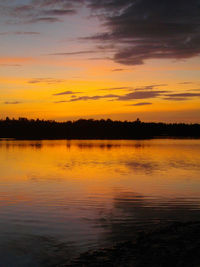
[
  {"left": 49, "top": 50, "right": 96, "bottom": 56},
  {"left": 53, "top": 86, "right": 199, "bottom": 103},
  {"left": 28, "top": 78, "right": 64, "bottom": 84},
  {"left": 163, "top": 92, "right": 200, "bottom": 101},
  {"left": 65, "top": 90, "right": 169, "bottom": 102},
  {"left": 130, "top": 102, "right": 153, "bottom": 106},
  {"left": 117, "top": 90, "right": 169, "bottom": 101},
  {"left": 68, "top": 94, "right": 118, "bottom": 102},
  {"left": 4, "top": 101, "right": 22, "bottom": 105},
  {"left": 166, "top": 93, "right": 200, "bottom": 97},
  {"left": 28, "top": 17, "right": 61, "bottom": 23},
  {"left": 0, "top": 1, "right": 78, "bottom": 24},
  {"left": 99, "top": 87, "right": 133, "bottom": 91},
  {"left": 53, "top": 90, "right": 81, "bottom": 96}
]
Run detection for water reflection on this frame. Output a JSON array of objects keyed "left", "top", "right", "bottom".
[
  {"left": 95, "top": 191, "right": 200, "bottom": 245},
  {"left": 0, "top": 139, "right": 200, "bottom": 266},
  {"left": 0, "top": 141, "right": 43, "bottom": 150},
  {"left": 0, "top": 140, "right": 147, "bottom": 150}
]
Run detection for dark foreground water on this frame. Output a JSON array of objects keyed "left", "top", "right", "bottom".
[{"left": 0, "top": 139, "right": 200, "bottom": 266}]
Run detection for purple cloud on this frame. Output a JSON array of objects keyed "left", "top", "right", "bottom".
[
  {"left": 4, "top": 101, "right": 22, "bottom": 105},
  {"left": 117, "top": 91, "right": 168, "bottom": 100},
  {"left": 130, "top": 102, "right": 153, "bottom": 106},
  {"left": 53, "top": 91, "right": 81, "bottom": 96}
]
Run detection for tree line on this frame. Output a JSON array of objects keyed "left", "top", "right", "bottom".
[{"left": 0, "top": 117, "right": 200, "bottom": 139}]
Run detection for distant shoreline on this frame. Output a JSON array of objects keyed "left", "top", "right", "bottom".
[{"left": 0, "top": 118, "right": 200, "bottom": 139}]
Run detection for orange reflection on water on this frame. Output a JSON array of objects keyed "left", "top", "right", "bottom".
[
  {"left": 0, "top": 139, "right": 200, "bottom": 259},
  {"left": 0, "top": 139, "right": 200, "bottom": 197}
]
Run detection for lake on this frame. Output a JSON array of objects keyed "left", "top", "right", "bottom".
[{"left": 0, "top": 139, "right": 200, "bottom": 266}]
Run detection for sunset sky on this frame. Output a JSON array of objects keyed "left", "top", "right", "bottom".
[{"left": 0, "top": 0, "right": 200, "bottom": 122}]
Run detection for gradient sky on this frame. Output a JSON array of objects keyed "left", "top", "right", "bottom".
[{"left": 0, "top": 0, "right": 200, "bottom": 122}]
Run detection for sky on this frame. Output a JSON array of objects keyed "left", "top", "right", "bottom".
[{"left": 0, "top": 0, "right": 200, "bottom": 122}]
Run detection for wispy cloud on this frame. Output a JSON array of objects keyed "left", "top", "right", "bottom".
[
  {"left": 0, "top": 1, "right": 78, "bottom": 24},
  {"left": 4, "top": 101, "right": 22, "bottom": 105},
  {"left": 53, "top": 90, "right": 81, "bottom": 96},
  {"left": 48, "top": 50, "right": 96, "bottom": 56},
  {"left": 99, "top": 84, "right": 167, "bottom": 92},
  {"left": 28, "top": 78, "right": 64, "bottom": 84},
  {"left": 54, "top": 100, "right": 68, "bottom": 103},
  {"left": 51, "top": 88, "right": 199, "bottom": 104},
  {"left": 111, "top": 68, "right": 126, "bottom": 72},
  {"left": 163, "top": 97, "right": 189, "bottom": 101},
  {"left": 179, "top": 82, "right": 194, "bottom": 85},
  {"left": 134, "top": 84, "right": 167, "bottom": 91},
  {"left": 163, "top": 92, "right": 200, "bottom": 101},
  {"left": 28, "top": 17, "right": 61, "bottom": 23},
  {"left": 66, "top": 90, "right": 169, "bottom": 102},
  {"left": 42, "top": 9, "right": 76, "bottom": 16},
  {"left": 68, "top": 94, "right": 118, "bottom": 102},
  {"left": 99, "top": 87, "right": 133, "bottom": 91},
  {"left": 165, "top": 93, "right": 200, "bottom": 98},
  {"left": 129, "top": 102, "right": 153, "bottom": 106},
  {"left": 117, "top": 90, "right": 169, "bottom": 101}
]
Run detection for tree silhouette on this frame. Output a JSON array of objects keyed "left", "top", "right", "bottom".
[{"left": 0, "top": 118, "right": 199, "bottom": 139}]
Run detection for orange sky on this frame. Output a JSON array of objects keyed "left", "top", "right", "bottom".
[{"left": 0, "top": 0, "right": 200, "bottom": 122}]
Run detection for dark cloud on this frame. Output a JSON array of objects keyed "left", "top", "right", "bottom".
[
  {"left": 163, "top": 97, "right": 189, "bottom": 101},
  {"left": 67, "top": 90, "right": 169, "bottom": 102},
  {"left": 4, "top": 101, "right": 21, "bottom": 105},
  {"left": 163, "top": 92, "right": 200, "bottom": 101},
  {"left": 28, "top": 17, "right": 61, "bottom": 23},
  {"left": 166, "top": 93, "right": 200, "bottom": 97},
  {"left": 0, "top": 1, "right": 79, "bottom": 24},
  {"left": 2, "top": 0, "right": 199, "bottom": 66},
  {"left": 134, "top": 84, "right": 167, "bottom": 91},
  {"left": 28, "top": 78, "right": 64, "bottom": 84},
  {"left": 32, "top": 0, "right": 82, "bottom": 7},
  {"left": 48, "top": 46, "right": 115, "bottom": 57},
  {"left": 99, "top": 84, "right": 167, "bottom": 92},
  {"left": 130, "top": 102, "right": 152, "bottom": 106},
  {"left": 88, "top": 56, "right": 112, "bottom": 61},
  {"left": 85, "top": 0, "right": 200, "bottom": 65},
  {"left": 54, "top": 100, "right": 68, "bottom": 103},
  {"left": 42, "top": 9, "right": 76, "bottom": 16},
  {"left": 99, "top": 87, "right": 133, "bottom": 91},
  {"left": 69, "top": 94, "right": 118, "bottom": 102},
  {"left": 179, "top": 82, "right": 194, "bottom": 85},
  {"left": 53, "top": 90, "right": 81, "bottom": 96},
  {"left": 117, "top": 90, "right": 168, "bottom": 100},
  {"left": 62, "top": 89, "right": 199, "bottom": 103},
  {"left": 49, "top": 50, "right": 95, "bottom": 56}
]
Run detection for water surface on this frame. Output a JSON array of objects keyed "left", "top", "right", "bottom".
[{"left": 0, "top": 139, "right": 200, "bottom": 266}]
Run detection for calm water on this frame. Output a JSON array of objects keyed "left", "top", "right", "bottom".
[{"left": 0, "top": 139, "right": 200, "bottom": 266}]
